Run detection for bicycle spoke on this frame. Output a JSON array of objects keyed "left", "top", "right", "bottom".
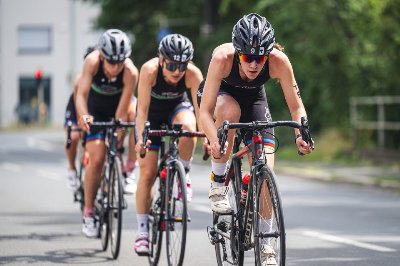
[
  {"left": 254, "top": 168, "right": 286, "bottom": 266},
  {"left": 109, "top": 158, "right": 123, "bottom": 259},
  {"left": 166, "top": 163, "right": 187, "bottom": 266},
  {"left": 148, "top": 172, "right": 163, "bottom": 265}
]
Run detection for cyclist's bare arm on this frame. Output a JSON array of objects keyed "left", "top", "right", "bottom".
[
  {"left": 115, "top": 59, "right": 139, "bottom": 121},
  {"left": 72, "top": 73, "right": 81, "bottom": 104},
  {"left": 269, "top": 49, "right": 312, "bottom": 154},
  {"left": 186, "top": 62, "right": 204, "bottom": 128},
  {"left": 199, "top": 43, "right": 234, "bottom": 158},
  {"left": 75, "top": 51, "right": 99, "bottom": 131},
  {"left": 135, "top": 59, "right": 158, "bottom": 153}
]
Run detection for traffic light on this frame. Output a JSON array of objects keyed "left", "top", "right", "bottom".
[
  {"left": 35, "top": 67, "right": 42, "bottom": 83},
  {"left": 35, "top": 67, "right": 43, "bottom": 86}
]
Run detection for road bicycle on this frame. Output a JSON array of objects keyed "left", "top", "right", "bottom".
[
  {"left": 207, "top": 117, "right": 314, "bottom": 266},
  {"left": 140, "top": 122, "right": 206, "bottom": 266},
  {"left": 86, "top": 120, "right": 135, "bottom": 259}
]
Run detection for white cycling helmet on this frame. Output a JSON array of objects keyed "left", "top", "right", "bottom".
[{"left": 99, "top": 29, "right": 132, "bottom": 63}]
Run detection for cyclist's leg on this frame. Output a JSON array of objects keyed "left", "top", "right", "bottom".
[
  {"left": 82, "top": 134, "right": 106, "bottom": 237},
  {"left": 171, "top": 101, "right": 197, "bottom": 201},
  {"left": 64, "top": 94, "right": 80, "bottom": 189},
  {"left": 135, "top": 146, "right": 158, "bottom": 255},
  {"left": 124, "top": 96, "right": 138, "bottom": 193},
  {"left": 210, "top": 93, "right": 241, "bottom": 213}
]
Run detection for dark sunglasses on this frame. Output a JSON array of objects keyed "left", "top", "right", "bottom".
[
  {"left": 164, "top": 61, "right": 188, "bottom": 72},
  {"left": 239, "top": 53, "right": 268, "bottom": 64},
  {"left": 106, "top": 59, "right": 124, "bottom": 65}
]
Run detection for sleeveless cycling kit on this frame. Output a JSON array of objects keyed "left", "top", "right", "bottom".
[
  {"left": 86, "top": 60, "right": 124, "bottom": 141},
  {"left": 197, "top": 52, "right": 275, "bottom": 147},
  {"left": 147, "top": 64, "right": 194, "bottom": 151}
]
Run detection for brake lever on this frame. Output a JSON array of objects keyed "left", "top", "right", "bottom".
[
  {"left": 217, "top": 121, "right": 229, "bottom": 156},
  {"left": 140, "top": 121, "right": 150, "bottom": 158}
]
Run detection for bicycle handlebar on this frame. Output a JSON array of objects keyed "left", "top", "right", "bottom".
[
  {"left": 140, "top": 121, "right": 208, "bottom": 159},
  {"left": 217, "top": 116, "right": 315, "bottom": 155},
  {"left": 89, "top": 120, "right": 136, "bottom": 129},
  {"left": 66, "top": 120, "right": 82, "bottom": 149}
]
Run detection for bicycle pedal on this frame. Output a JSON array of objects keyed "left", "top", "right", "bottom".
[{"left": 206, "top": 226, "right": 218, "bottom": 245}]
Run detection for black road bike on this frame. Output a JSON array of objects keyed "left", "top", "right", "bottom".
[
  {"left": 85, "top": 120, "right": 135, "bottom": 259},
  {"left": 140, "top": 122, "right": 206, "bottom": 266},
  {"left": 207, "top": 117, "right": 314, "bottom": 266}
]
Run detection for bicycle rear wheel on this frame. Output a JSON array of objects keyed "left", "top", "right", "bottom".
[
  {"left": 98, "top": 174, "right": 109, "bottom": 251},
  {"left": 109, "top": 157, "right": 123, "bottom": 259},
  {"left": 148, "top": 172, "right": 164, "bottom": 265},
  {"left": 214, "top": 175, "right": 243, "bottom": 266},
  {"left": 254, "top": 166, "right": 286, "bottom": 266},
  {"left": 165, "top": 161, "right": 187, "bottom": 266}
]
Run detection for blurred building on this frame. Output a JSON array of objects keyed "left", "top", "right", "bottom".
[{"left": 0, "top": 0, "right": 100, "bottom": 127}]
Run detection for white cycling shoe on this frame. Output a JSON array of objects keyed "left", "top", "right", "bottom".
[
  {"left": 66, "top": 169, "right": 78, "bottom": 190},
  {"left": 209, "top": 186, "right": 232, "bottom": 214},
  {"left": 124, "top": 172, "right": 137, "bottom": 194}
]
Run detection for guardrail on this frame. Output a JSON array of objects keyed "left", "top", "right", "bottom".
[{"left": 350, "top": 96, "right": 400, "bottom": 149}]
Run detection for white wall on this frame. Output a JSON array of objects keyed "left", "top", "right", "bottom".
[{"left": 0, "top": 0, "right": 100, "bottom": 127}]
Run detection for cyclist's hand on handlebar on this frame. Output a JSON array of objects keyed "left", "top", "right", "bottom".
[
  {"left": 135, "top": 139, "right": 151, "bottom": 156},
  {"left": 78, "top": 114, "right": 93, "bottom": 132},
  {"left": 296, "top": 136, "right": 313, "bottom": 155},
  {"left": 211, "top": 140, "right": 227, "bottom": 160}
]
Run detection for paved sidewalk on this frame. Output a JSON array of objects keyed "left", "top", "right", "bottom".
[{"left": 276, "top": 160, "right": 400, "bottom": 190}]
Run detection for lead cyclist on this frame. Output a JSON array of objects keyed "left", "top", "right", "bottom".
[{"left": 198, "top": 13, "right": 313, "bottom": 265}]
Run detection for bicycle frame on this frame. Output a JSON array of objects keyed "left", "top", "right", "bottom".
[
  {"left": 142, "top": 122, "right": 206, "bottom": 266},
  {"left": 211, "top": 117, "right": 314, "bottom": 265}
]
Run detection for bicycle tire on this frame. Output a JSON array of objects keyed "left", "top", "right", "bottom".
[
  {"left": 214, "top": 170, "right": 244, "bottom": 266},
  {"left": 254, "top": 166, "right": 286, "bottom": 266},
  {"left": 148, "top": 170, "right": 164, "bottom": 266},
  {"left": 165, "top": 161, "right": 187, "bottom": 266},
  {"left": 109, "top": 157, "right": 123, "bottom": 259},
  {"left": 75, "top": 147, "right": 86, "bottom": 211},
  {"left": 99, "top": 173, "right": 109, "bottom": 251}
]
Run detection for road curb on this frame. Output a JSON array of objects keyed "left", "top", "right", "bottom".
[{"left": 276, "top": 164, "right": 400, "bottom": 191}]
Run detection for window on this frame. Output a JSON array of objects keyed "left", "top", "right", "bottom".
[
  {"left": 18, "top": 26, "right": 52, "bottom": 54},
  {"left": 17, "top": 77, "right": 51, "bottom": 123}
]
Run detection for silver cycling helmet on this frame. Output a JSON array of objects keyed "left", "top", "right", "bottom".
[
  {"left": 232, "top": 13, "right": 275, "bottom": 55},
  {"left": 158, "top": 34, "right": 194, "bottom": 63},
  {"left": 99, "top": 29, "right": 132, "bottom": 63}
]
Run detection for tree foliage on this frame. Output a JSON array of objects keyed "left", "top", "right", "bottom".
[{"left": 85, "top": 0, "right": 400, "bottom": 148}]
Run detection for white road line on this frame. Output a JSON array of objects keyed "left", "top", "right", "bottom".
[
  {"left": 0, "top": 162, "right": 22, "bottom": 172},
  {"left": 303, "top": 230, "right": 396, "bottom": 252},
  {"left": 36, "top": 169, "right": 62, "bottom": 181},
  {"left": 27, "top": 137, "right": 55, "bottom": 152}
]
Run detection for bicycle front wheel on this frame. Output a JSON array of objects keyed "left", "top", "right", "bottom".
[
  {"left": 214, "top": 171, "right": 243, "bottom": 266},
  {"left": 254, "top": 166, "right": 286, "bottom": 266},
  {"left": 165, "top": 161, "right": 187, "bottom": 266},
  {"left": 148, "top": 171, "right": 163, "bottom": 265},
  {"left": 108, "top": 157, "right": 123, "bottom": 259}
]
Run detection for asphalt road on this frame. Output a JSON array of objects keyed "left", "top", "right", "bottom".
[{"left": 0, "top": 129, "right": 399, "bottom": 265}]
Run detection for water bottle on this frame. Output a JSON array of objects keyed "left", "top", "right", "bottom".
[
  {"left": 240, "top": 173, "right": 250, "bottom": 205},
  {"left": 160, "top": 167, "right": 167, "bottom": 180}
]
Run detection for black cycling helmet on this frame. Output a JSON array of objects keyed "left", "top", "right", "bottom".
[
  {"left": 98, "top": 29, "right": 132, "bottom": 63},
  {"left": 232, "top": 13, "right": 275, "bottom": 55},
  {"left": 83, "top": 46, "right": 96, "bottom": 59},
  {"left": 158, "top": 34, "right": 194, "bottom": 63}
]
